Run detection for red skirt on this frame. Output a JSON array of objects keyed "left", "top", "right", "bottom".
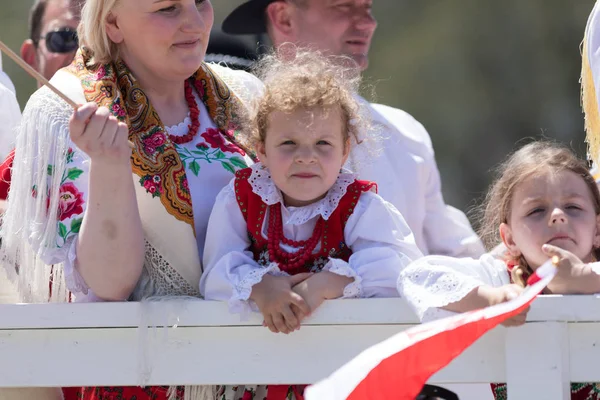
[{"left": 62, "top": 386, "right": 184, "bottom": 400}]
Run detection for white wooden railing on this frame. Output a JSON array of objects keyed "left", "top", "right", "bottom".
[{"left": 1, "top": 296, "right": 600, "bottom": 400}]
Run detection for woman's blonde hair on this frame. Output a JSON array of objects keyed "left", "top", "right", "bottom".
[
  {"left": 241, "top": 49, "right": 366, "bottom": 150},
  {"left": 77, "top": 0, "right": 120, "bottom": 65},
  {"left": 479, "top": 141, "right": 600, "bottom": 286}
]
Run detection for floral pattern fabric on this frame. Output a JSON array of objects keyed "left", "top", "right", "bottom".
[
  {"left": 66, "top": 49, "right": 253, "bottom": 228},
  {"left": 46, "top": 90, "right": 251, "bottom": 263},
  {"left": 492, "top": 381, "right": 600, "bottom": 399}
]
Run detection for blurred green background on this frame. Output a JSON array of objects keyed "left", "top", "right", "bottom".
[{"left": 0, "top": 0, "right": 596, "bottom": 231}]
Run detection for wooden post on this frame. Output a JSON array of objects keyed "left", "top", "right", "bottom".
[{"left": 505, "top": 322, "right": 570, "bottom": 400}]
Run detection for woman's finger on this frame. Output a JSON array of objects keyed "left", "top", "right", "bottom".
[
  {"left": 82, "top": 106, "right": 111, "bottom": 142},
  {"left": 103, "top": 117, "right": 120, "bottom": 148},
  {"left": 113, "top": 122, "right": 130, "bottom": 147},
  {"left": 69, "top": 103, "right": 98, "bottom": 140}
]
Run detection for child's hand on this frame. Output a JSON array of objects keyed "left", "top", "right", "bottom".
[
  {"left": 486, "top": 284, "right": 529, "bottom": 327},
  {"left": 542, "top": 244, "right": 587, "bottom": 294},
  {"left": 292, "top": 276, "right": 327, "bottom": 316},
  {"left": 250, "top": 272, "right": 312, "bottom": 334},
  {"left": 292, "top": 271, "right": 354, "bottom": 316}
]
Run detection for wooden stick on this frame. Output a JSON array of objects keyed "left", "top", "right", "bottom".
[
  {"left": 0, "top": 41, "right": 78, "bottom": 109},
  {"left": 0, "top": 41, "right": 135, "bottom": 149}
]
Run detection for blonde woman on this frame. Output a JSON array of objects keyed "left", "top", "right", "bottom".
[{"left": 1, "top": 0, "right": 260, "bottom": 399}]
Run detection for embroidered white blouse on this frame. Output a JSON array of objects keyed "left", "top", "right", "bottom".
[
  {"left": 58, "top": 87, "right": 254, "bottom": 302},
  {"left": 200, "top": 163, "right": 424, "bottom": 316}
]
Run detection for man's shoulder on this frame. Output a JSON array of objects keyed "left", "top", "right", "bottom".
[
  {"left": 367, "top": 101, "right": 434, "bottom": 151},
  {"left": 206, "top": 63, "right": 264, "bottom": 107}
]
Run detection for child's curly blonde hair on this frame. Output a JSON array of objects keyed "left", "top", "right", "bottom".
[{"left": 240, "top": 49, "right": 366, "bottom": 150}]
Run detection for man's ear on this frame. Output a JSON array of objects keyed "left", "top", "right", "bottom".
[
  {"left": 265, "top": 1, "right": 295, "bottom": 39},
  {"left": 20, "top": 40, "right": 39, "bottom": 72},
  {"left": 499, "top": 222, "right": 521, "bottom": 258}
]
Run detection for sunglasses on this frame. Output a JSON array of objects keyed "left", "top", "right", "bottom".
[{"left": 37, "top": 28, "right": 79, "bottom": 54}]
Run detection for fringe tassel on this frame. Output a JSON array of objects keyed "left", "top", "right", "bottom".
[
  {"left": 582, "top": 32, "right": 600, "bottom": 164},
  {"left": 0, "top": 87, "right": 73, "bottom": 303}
]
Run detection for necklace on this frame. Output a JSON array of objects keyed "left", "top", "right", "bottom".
[
  {"left": 267, "top": 203, "right": 324, "bottom": 273},
  {"left": 168, "top": 79, "right": 201, "bottom": 145}
]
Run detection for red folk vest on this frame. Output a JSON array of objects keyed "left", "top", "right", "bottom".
[{"left": 233, "top": 168, "right": 377, "bottom": 275}]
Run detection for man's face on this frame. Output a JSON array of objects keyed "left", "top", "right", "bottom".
[
  {"left": 25, "top": 0, "right": 81, "bottom": 81},
  {"left": 286, "top": 0, "right": 376, "bottom": 71}
]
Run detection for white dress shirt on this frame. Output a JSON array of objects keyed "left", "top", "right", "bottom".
[{"left": 348, "top": 97, "right": 485, "bottom": 257}]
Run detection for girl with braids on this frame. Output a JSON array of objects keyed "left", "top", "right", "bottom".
[{"left": 398, "top": 140, "right": 600, "bottom": 399}]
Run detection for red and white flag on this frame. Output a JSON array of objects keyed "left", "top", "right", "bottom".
[{"left": 305, "top": 259, "right": 558, "bottom": 400}]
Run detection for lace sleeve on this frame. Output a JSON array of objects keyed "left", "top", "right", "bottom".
[
  {"left": 398, "top": 254, "right": 510, "bottom": 321},
  {"left": 331, "top": 191, "right": 424, "bottom": 299},
  {"left": 201, "top": 181, "right": 285, "bottom": 317}
]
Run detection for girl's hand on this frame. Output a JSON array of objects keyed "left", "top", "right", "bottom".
[
  {"left": 250, "top": 272, "right": 312, "bottom": 334},
  {"left": 483, "top": 284, "right": 528, "bottom": 327},
  {"left": 69, "top": 103, "right": 132, "bottom": 166},
  {"left": 542, "top": 244, "right": 589, "bottom": 294},
  {"left": 292, "top": 271, "right": 354, "bottom": 316}
]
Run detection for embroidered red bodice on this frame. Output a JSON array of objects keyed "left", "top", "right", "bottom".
[{"left": 233, "top": 167, "right": 377, "bottom": 275}]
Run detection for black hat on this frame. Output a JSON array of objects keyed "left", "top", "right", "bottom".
[
  {"left": 222, "top": 0, "right": 277, "bottom": 35},
  {"left": 205, "top": 29, "right": 258, "bottom": 71}
]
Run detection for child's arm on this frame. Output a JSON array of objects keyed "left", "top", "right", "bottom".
[
  {"left": 442, "top": 284, "right": 528, "bottom": 327},
  {"left": 307, "top": 191, "right": 424, "bottom": 301},
  {"left": 398, "top": 252, "right": 512, "bottom": 321},
  {"left": 200, "top": 181, "right": 310, "bottom": 333}
]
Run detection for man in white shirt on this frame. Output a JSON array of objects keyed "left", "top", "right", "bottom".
[{"left": 222, "top": 0, "right": 485, "bottom": 258}]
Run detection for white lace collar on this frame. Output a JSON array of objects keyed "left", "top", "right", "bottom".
[{"left": 248, "top": 163, "right": 357, "bottom": 225}]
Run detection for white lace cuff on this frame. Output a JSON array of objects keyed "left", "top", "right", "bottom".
[
  {"left": 324, "top": 259, "right": 362, "bottom": 298},
  {"left": 228, "top": 263, "right": 288, "bottom": 317},
  {"left": 399, "top": 269, "right": 483, "bottom": 321},
  {"left": 63, "top": 236, "right": 89, "bottom": 295}
]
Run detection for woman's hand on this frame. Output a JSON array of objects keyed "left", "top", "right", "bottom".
[
  {"left": 69, "top": 103, "right": 131, "bottom": 166},
  {"left": 250, "top": 272, "right": 312, "bottom": 334}
]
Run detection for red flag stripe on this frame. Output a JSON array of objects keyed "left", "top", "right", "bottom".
[{"left": 305, "top": 260, "right": 557, "bottom": 400}]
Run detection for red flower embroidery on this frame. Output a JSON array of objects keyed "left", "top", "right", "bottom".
[
  {"left": 143, "top": 132, "right": 166, "bottom": 154},
  {"left": 57, "top": 183, "right": 84, "bottom": 221},
  {"left": 201, "top": 128, "right": 245, "bottom": 156},
  {"left": 143, "top": 179, "right": 160, "bottom": 194},
  {"left": 94, "top": 65, "right": 106, "bottom": 80},
  {"left": 112, "top": 102, "right": 127, "bottom": 118},
  {"left": 196, "top": 143, "right": 209, "bottom": 150}
]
